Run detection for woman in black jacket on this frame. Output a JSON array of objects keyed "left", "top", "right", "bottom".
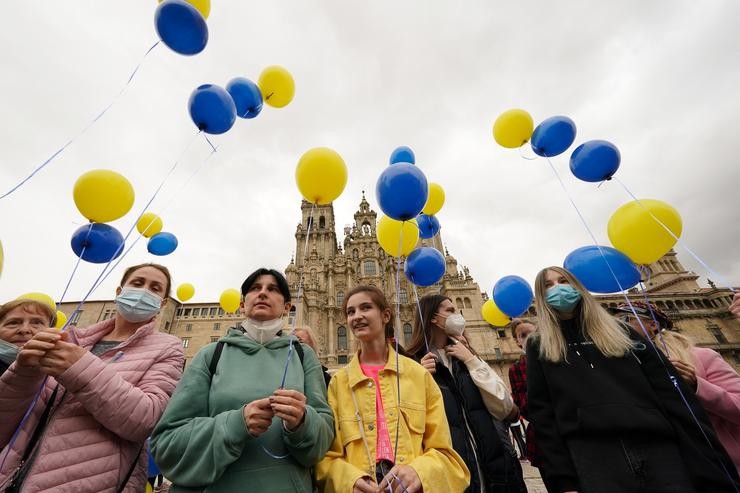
[
  {"left": 408, "top": 294, "right": 527, "bottom": 493},
  {"left": 527, "top": 266, "right": 738, "bottom": 493}
]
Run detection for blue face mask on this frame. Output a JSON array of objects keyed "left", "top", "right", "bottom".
[
  {"left": 546, "top": 284, "right": 581, "bottom": 312},
  {"left": 115, "top": 287, "right": 162, "bottom": 323}
]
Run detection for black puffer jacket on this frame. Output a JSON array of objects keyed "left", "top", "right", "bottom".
[
  {"left": 415, "top": 349, "right": 526, "bottom": 493},
  {"left": 527, "top": 317, "right": 739, "bottom": 492}
]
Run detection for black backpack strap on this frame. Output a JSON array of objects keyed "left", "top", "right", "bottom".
[
  {"left": 208, "top": 341, "right": 226, "bottom": 379},
  {"left": 291, "top": 339, "right": 304, "bottom": 365},
  {"left": 116, "top": 443, "right": 145, "bottom": 493}
]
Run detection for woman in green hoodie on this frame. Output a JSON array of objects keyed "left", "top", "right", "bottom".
[{"left": 152, "top": 268, "right": 334, "bottom": 492}]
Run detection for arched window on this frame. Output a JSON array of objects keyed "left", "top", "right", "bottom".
[
  {"left": 288, "top": 306, "right": 296, "bottom": 325},
  {"left": 337, "top": 326, "right": 348, "bottom": 351},
  {"left": 306, "top": 217, "right": 313, "bottom": 229},
  {"left": 456, "top": 298, "right": 464, "bottom": 309},
  {"left": 403, "top": 323, "right": 413, "bottom": 345},
  {"left": 352, "top": 249, "right": 359, "bottom": 261},
  {"left": 703, "top": 299, "right": 713, "bottom": 309},
  {"left": 666, "top": 300, "right": 676, "bottom": 310},
  {"left": 399, "top": 289, "right": 408, "bottom": 304},
  {"left": 464, "top": 297, "right": 472, "bottom": 309},
  {"left": 319, "top": 216, "right": 326, "bottom": 229},
  {"left": 363, "top": 260, "right": 377, "bottom": 276},
  {"left": 656, "top": 300, "right": 667, "bottom": 310},
  {"left": 336, "top": 291, "right": 344, "bottom": 307},
  {"left": 362, "top": 222, "right": 371, "bottom": 236}
]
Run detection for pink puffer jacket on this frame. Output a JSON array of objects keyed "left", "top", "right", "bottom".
[{"left": 0, "top": 318, "right": 184, "bottom": 492}]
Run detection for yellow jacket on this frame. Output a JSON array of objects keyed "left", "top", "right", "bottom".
[{"left": 316, "top": 344, "right": 470, "bottom": 492}]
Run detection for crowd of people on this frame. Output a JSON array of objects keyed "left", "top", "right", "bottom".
[{"left": 0, "top": 262, "right": 738, "bottom": 492}]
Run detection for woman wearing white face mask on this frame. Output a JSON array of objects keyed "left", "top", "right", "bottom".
[
  {"left": 0, "top": 263, "right": 184, "bottom": 492},
  {"left": 152, "top": 268, "right": 334, "bottom": 493},
  {"left": 527, "top": 266, "right": 738, "bottom": 493},
  {"left": 407, "top": 295, "right": 525, "bottom": 493}
]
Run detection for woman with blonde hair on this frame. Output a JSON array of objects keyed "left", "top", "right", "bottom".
[
  {"left": 527, "top": 266, "right": 738, "bottom": 493},
  {"left": 616, "top": 301, "right": 740, "bottom": 472},
  {"left": 316, "top": 285, "right": 470, "bottom": 493}
]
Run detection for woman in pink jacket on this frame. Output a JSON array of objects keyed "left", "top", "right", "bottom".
[{"left": 0, "top": 263, "right": 184, "bottom": 492}]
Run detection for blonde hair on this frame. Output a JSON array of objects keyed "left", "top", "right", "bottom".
[
  {"left": 656, "top": 330, "right": 695, "bottom": 366},
  {"left": 531, "top": 266, "right": 633, "bottom": 363},
  {"left": 0, "top": 299, "right": 56, "bottom": 328},
  {"left": 293, "top": 326, "right": 318, "bottom": 353}
]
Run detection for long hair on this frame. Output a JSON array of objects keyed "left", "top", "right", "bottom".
[
  {"left": 406, "top": 294, "right": 448, "bottom": 356},
  {"left": 342, "top": 285, "right": 395, "bottom": 340},
  {"left": 531, "top": 266, "right": 633, "bottom": 363},
  {"left": 657, "top": 330, "right": 696, "bottom": 366}
]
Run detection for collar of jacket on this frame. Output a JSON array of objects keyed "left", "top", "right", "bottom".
[
  {"left": 218, "top": 327, "right": 295, "bottom": 354},
  {"left": 347, "top": 342, "right": 404, "bottom": 388},
  {"left": 69, "top": 317, "right": 158, "bottom": 350}
]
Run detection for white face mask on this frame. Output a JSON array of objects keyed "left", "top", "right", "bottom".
[
  {"left": 241, "top": 317, "right": 285, "bottom": 344},
  {"left": 441, "top": 313, "right": 466, "bottom": 337}
]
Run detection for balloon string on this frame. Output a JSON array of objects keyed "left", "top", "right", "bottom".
[
  {"left": 411, "top": 284, "right": 430, "bottom": 353},
  {"left": 392, "top": 225, "right": 404, "bottom": 464},
  {"left": 545, "top": 156, "right": 739, "bottom": 489},
  {"left": 518, "top": 142, "right": 538, "bottom": 161},
  {"left": 613, "top": 177, "right": 734, "bottom": 293},
  {"left": 58, "top": 223, "right": 93, "bottom": 305},
  {"left": 0, "top": 41, "right": 160, "bottom": 200}
]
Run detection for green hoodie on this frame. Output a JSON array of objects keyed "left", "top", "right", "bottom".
[{"left": 151, "top": 328, "right": 334, "bottom": 492}]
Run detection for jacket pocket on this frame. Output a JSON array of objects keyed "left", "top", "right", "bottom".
[
  {"left": 338, "top": 414, "right": 362, "bottom": 446},
  {"left": 576, "top": 403, "right": 673, "bottom": 436},
  {"left": 399, "top": 402, "right": 426, "bottom": 435}
]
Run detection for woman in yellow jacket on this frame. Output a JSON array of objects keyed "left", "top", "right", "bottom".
[{"left": 317, "top": 285, "right": 470, "bottom": 493}]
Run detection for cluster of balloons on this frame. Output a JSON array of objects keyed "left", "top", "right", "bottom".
[
  {"left": 136, "top": 212, "right": 179, "bottom": 256},
  {"left": 16, "top": 292, "right": 67, "bottom": 329},
  {"left": 479, "top": 275, "right": 534, "bottom": 328},
  {"left": 71, "top": 170, "right": 131, "bottom": 264},
  {"left": 493, "top": 109, "right": 577, "bottom": 159},
  {"left": 189, "top": 66, "right": 295, "bottom": 135},
  {"left": 155, "top": 0, "right": 211, "bottom": 56}
]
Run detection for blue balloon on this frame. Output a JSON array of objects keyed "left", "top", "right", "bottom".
[
  {"left": 188, "top": 84, "right": 237, "bottom": 134},
  {"left": 376, "top": 163, "right": 428, "bottom": 221},
  {"left": 154, "top": 0, "right": 208, "bottom": 56},
  {"left": 70, "top": 223, "right": 124, "bottom": 264},
  {"left": 569, "top": 140, "right": 621, "bottom": 182},
  {"left": 416, "top": 214, "right": 440, "bottom": 239},
  {"left": 404, "top": 247, "right": 446, "bottom": 287},
  {"left": 531, "top": 116, "right": 577, "bottom": 157},
  {"left": 564, "top": 245, "right": 641, "bottom": 294},
  {"left": 226, "top": 77, "right": 263, "bottom": 119},
  {"left": 147, "top": 232, "right": 178, "bottom": 256},
  {"left": 493, "top": 275, "right": 534, "bottom": 317},
  {"left": 390, "top": 146, "right": 415, "bottom": 165}
]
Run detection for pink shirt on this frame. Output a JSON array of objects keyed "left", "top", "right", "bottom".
[{"left": 360, "top": 363, "right": 394, "bottom": 462}]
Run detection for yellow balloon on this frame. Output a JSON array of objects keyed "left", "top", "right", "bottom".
[
  {"left": 146, "top": 483, "right": 153, "bottom": 493},
  {"left": 55, "top": 310, "right": 67, "bottom": 329},
  {"left": 220, "top": 288, "right": 241, "bottom": 314},
  {"left": 177, "top": 283, "right": 195, "bottom": 302},
  {"left": 608, "top": 199, "right": 682, "bottom": 265},
  {"left": 157, "top": 0, "right": 210, "bottom": 19},
  {"left": 73, "top": 170, "right": 134, "bottom": 223},
  {"left": 295, "top": 147, "right": 348, "bottom": 205},
  {"left": 493, "top": 109, "right": 534, "bottom": 148},
  {"left": 16, "top": 292, "right": 56, "bottom": 311},
  {"left": 376, "top": 216, "right": 419, "bottom": 258},
  {"left": 481, "top": 299, "right": 509, "bottom": 327},
  {"left": 137, "top": 212, "right": 163, "bottom": 238},
  {"left": 258, "top": 66, "right": 295, "bottom": 108},
  {"left": 422, "top": 182, "right": 445, "bottom": 215}
]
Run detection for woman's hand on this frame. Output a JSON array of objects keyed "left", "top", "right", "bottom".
[
  {"left": 378, "top": 464, "right": 422, "bottom": 493},
  {"left": 671, "top": 359, "right": 697, "bottom": 390},
  {"left": 243, "top": 397, "right": 274, "bottom": 437},
  {"left": 420, "top": 352, "right": 437, "bottom": 374},
  {"left": 38, "top": 335, "right": 86, "bottom": 377},
  {"left": 445, "top": 338, "right": 474, "bottom": 364},
  {"left": 352, "top": 476, "right": 377, "bottom": 493},
  {"left": 17, "top": 329, "right": 61, "bottom": 368},
  {"left": 270, "top": 389, "right": 306, "bottom": 431}
]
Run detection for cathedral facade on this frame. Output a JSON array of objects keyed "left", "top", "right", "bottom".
[{"left": 58, "top": 194, "right": 740, "bottom": 379}]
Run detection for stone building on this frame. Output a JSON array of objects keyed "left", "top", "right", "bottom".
[{"left": 57, "top": 195, "right": 739, "bottom": 377}]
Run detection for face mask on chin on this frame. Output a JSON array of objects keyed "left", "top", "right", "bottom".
[{"left": 242, "top": 317, "right": 285, "bottom": 344}]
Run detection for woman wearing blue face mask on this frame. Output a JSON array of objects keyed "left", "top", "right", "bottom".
[
  {"left": 407, "top": 294, "right": 526, "bottom": 493},
  {"left": 526, "top": 266, "right": 738, "bottom": 493},
  {"left": 0, "top": 263, "right": 184, "bottom": 492}
]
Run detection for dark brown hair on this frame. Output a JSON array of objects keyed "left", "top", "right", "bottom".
[
  {"left": 120, "top": 263, "right": 172, "bottom": 298},
  {"left": 406, "top": 294, "right": 449, "bottom": 356},
  {"left": 342, "top": 285, "right": 395, "bottom": 340}
]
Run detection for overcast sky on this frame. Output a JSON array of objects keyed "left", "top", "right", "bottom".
[{"left": 1, "top": 1, "right": 738, "bottom": 305}]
